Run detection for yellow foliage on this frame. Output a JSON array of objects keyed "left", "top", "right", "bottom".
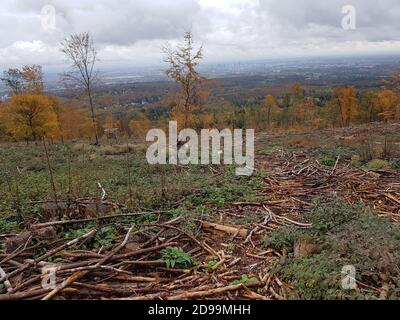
[
  {"left": 103, "top": 115, "right": 119, "bottom": 130},
  {"left": 1, "top": 93, "right": 57, "bottom": 141},
  {"left": 295, "top": 97, "right": 316, "bottom": 125},
  {"left": 292, "top": 82, "right": 304, "bottom": 102},
  {"left": 264, "top": 94, "right": 280, "bottom": 127},
  {"left": 129, "top": 114, "right": 151, "bottom": 140},
  {"left": 330, "top": 86, "right": 359, "bottom": 127},
  {"left": 56, "top": 106, "right": 93, "bottom": 140},
  {"left": 378, "top": 89, "right": 399, "bottom": 121}
]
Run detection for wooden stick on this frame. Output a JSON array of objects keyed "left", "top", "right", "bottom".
[
  {"left": 275, "top": 215, "right": 312, "bottom": 227},
  {"left": 244, "top": 206, "right": 273, "bottom": 246},
  {"left": 32, "top": 210, "right": 172, "bottom": 229},
  {"left": 0, "top": 288, "right": 51, "bottom": 301},
  {"left": 123, "top": 282, "right": 264, "bottom": 300}
]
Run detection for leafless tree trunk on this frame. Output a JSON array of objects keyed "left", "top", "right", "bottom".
[{"left": 61, "top": 32, "right": 100, "bottom": 145}]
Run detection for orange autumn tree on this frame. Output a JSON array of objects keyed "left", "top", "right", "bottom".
[
  {"left": 358, "top": 91, "right": 381, "bottom": 123},
  {"left": 329, "top": 86, "right": 359, "bottom": 127},
  {"left": 378, "top": 68, "right": 400, "bottom": 121},
  {"left": 129, "top": 113, "right": 151, "bottom": 141},
  {"left": 292, "top": 82, "right": 304, "bottom": 103},
  {"left": 103, "top": 115, "right": 120, "bottom": 131},
  {"left": 0, "top": 101, "right": 9, "bottom": 140},
  {"left": 48, "top": 95, "right": 64, "bottom": 141},
  {"left": 289, "top": 82, "right": 316, "bottom": 127},
  {"left": 58, "top": 107, "right": 92, "bottom": 140},
  {"left": 2, "top": 94, "right": 58, "bottom": 141},
  {"left": 296, "top": 97, "right": 316, "bottom": 127},
  {"left": 378, "top": 89, "right": 399, "bottom": 121},
  {"left": 192, "top": 113, "right": 214, "bottom": 131},
  {"left": 50, "top": 97, "right": 92, "bottom": 141},
  {"left": 264, "top": 94, "right": 279, "bottom": 127}
]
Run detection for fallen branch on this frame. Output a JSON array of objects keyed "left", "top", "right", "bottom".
[
  {"left": 32, "top": 210, "right": 172, "bottom": 229},
  {"left": 244, "top": 206, "right": 273, "bottom": 246},
  {"left": 201, "top": 221, "right": 248, "bottom": 238},
  {"left": 275, "top": 215, "right": 312, "bottom": 228},
  {"left": 167, "top": 282, "right": 264, "bottom": 300}
]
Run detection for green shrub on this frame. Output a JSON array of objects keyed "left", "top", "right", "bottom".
[
  {"left": 63, "top": 224, "right": 118, "bottom": 249},
  {"left": 316, "top": 146, "right": 358, "bottom": 164},
  {"left": 184, "top": 173, "right": 266, "bottom": 208},
  {"left": 94, "top": 225, "right": 118, "bottom": 248},
  {"left": 262, "top": 226, "right": 300, "bottom": 252},
  {"left": 319, "top": 156, "right": 337, "bottom": 167},
  {"left": 390, "top": 159, "right": 400, "bottom": 169},
  {"left": 169, "top": 208, "right": 190, "bottom": 218},
  {"left": 161, "top": 247, "right": 195, "bottom": 269},
  {"left": 0, "top": 218, "right": 21, "bottom": 234},
  {"left": 307, "top": 200, "right": 363, "bottom": 233},
  {"left": 230, "top": 274, "right": 258, "bottom": 286}
]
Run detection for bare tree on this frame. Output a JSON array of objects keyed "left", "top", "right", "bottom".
[
  {"left": 1, "top": 65, "right": 43, "bottom": 95},
  {"left": 163, "top": 32, "right": 205, "bottom": 128},
  {"left": 1, "top": 69, "right": 24, "bottom": 94},
  {"left": 61, "top": 32, "right": 100, "bottom": 145}
]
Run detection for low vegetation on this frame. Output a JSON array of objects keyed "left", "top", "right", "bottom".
[
  {"left": 264, "top": 200, "right": 400, "bottom": 299},
  {"left": 161, "top": 247, "right": 196, "bottom": 269}
]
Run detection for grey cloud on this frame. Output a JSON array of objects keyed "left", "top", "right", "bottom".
[
  {"left": 259, "top": 0, "right": 400, "bottom": 41},
  {"left": 0, "top": 0, "right": 400, "bottom": 68},
  {"left": 6, "top": 0, "right": 202, "bottom": 45}
]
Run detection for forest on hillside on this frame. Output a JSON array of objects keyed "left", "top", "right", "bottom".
[{"left": 1, "top": 33, "right": 400, "bottom": 145}]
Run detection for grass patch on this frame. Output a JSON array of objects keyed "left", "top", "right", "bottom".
[
  {"left": 183, "top": 170, "right": 267, "bottom": 209},
  {"left": 365, "top": 159, "right": 391, "bottom": 170},
  {"left": 0, "top": 217, "right": 21, "bottom": 234},
  {"left": 316, "top": 145, "right": 359, "bottom": 166},
  {"left": 0, "top": 143, "right": 234, "bottom": 216}
]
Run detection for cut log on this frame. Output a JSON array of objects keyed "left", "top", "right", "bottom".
[{"left": 201, "top": 221, "right": 248, "bottom": 238}]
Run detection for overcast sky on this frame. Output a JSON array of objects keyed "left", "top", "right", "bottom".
[{"left": 1, "top": 0, "right": 400, "bottom": 69}]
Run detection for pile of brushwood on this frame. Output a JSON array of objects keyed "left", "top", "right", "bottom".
[
  {"left": 0, "top": 198, "right": 282, "bottom": 300},
  {"left": 1, "top": 147, "right": 400, "bottom": 300}
]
